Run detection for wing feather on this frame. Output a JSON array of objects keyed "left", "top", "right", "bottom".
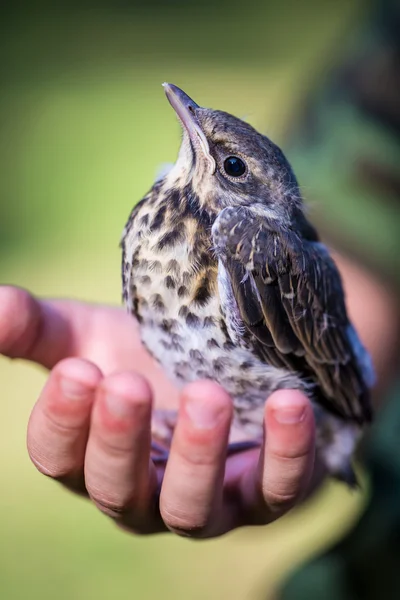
[{"left": 212, "top": 206, "right": 373, "bottom": 423}]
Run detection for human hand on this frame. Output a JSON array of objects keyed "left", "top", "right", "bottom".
[{"left": 0, "top": 286, "right": 321, "bottom": 537}]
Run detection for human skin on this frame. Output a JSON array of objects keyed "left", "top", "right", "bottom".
[{"left": 0, "top": 255, "right": 397, "bottom": 537}]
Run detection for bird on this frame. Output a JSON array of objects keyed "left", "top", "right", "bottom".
[{"left": 121, "top": 83, "right": 375, "bottom": 485}]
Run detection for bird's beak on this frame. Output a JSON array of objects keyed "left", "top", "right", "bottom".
[{"left": 162, "top": 83, "right": 216, "bottom": 174}]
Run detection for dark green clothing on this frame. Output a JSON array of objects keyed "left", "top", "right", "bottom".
[{"left": 287, "top": 0, "right": 400, "bottom": 289}]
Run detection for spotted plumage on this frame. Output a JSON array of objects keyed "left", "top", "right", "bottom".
[{"left": 121, "top": 84, "right": 375, "bottom": 483}]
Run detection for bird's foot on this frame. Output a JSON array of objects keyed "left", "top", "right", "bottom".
[
  {"left": 151, "top": 409, "right": 177, "bottom": 464},
  {"left": 227, "top": 440, "right": 261, "bottom": 456}
]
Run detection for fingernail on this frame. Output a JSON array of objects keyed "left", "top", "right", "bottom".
[
  {"left": 60, "top": 378, "right": 90, "bottom": 401},
  {"left": 185, "top": 398, "right": 221, "bottom": 429},
  {"left": 104, "top": 394, "right": 132, "bottom": 418},
  {"left": 273, "top": 406, "right": 305, "bottom": 425}
]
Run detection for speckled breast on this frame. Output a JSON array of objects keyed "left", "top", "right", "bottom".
[{"left": 123, "top": 194, "right": 229, "bottom": 382}]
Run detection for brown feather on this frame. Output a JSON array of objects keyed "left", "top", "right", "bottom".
[{"left": 212, "top": 206, "right": 373, "bottom": 424}]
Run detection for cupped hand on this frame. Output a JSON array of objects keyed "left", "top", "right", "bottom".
[{"left": 0, "top": 286, "right": 322, "bottom": 537}]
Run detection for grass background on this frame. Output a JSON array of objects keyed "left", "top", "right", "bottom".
[{"left": 0, "top": 2, "right": 369, "bottom": 598}]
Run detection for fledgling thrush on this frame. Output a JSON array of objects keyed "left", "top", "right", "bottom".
[{"left": 121, "top": 83, "right": 375, "bottom": 484}]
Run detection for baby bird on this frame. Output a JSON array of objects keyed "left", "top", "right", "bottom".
[{"left": 121, "top": 83, "right": 375, "bottom": 484}]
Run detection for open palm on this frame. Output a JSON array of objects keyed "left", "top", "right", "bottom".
[{"left": 0, "top": 286, "right": 319, "bottom": 537}]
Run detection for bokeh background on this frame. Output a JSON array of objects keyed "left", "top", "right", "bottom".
[{"left": 1, "top": 1, "right": 398, "bottom": 599}]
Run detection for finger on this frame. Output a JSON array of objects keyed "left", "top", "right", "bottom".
[
  {"left": 0, "top": 286, "right": 74, "bottom": 368},
  {"left": 27, "top": 358, "right": 102, "bottom": 491},
  {"left": 160, "top": 381, "right": 233, "bottom": 538},
  {"left": 0, "top": 286, "right": 140, "bottom": 371},
  {"left": 0, "top": 285, "right": 179, "bottom": 414},
  {"left": 259, "top": 390, "right": 315, "bottom": 516},
  {"left": 239, "top": 390, "right": 315, "bottom": 522},
  {"left": 84, "top": 372, "right": 158, "bottom": 530}
]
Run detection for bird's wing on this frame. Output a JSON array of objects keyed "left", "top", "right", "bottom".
[{"left": 212, "top": 206, "right": 374, "bottom": 423}]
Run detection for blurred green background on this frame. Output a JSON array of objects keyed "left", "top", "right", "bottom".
[{"left": 1, "top": 2, "right": 369, "bottom": 599}]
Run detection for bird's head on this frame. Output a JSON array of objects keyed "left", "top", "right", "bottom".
[{"left": 162, "top": 83, "right": 302, "bottom": 219}]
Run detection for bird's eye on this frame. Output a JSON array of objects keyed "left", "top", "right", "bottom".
[{"left": 223, "top": 156, "right": 247, "bottom": 178}]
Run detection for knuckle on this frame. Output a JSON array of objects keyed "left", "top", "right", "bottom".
[
  {"left": 43, "top": 408, "right": 86, "bottom": 436},
  {"left": 30, "top": 453, "right": 73, "bottom": 479},
  {"left": 160, "top": 504, "right": 209, "bottom": 538},
  {"left": 86, "top": 479, "right": 139, "bottom": 520},
  {"left": 92, "top": 433, "right": 136, "bottom": 457},
  {"left": 268, "top": 447, "right": 311, "bottom": 462},
  {"left": 263, "top": 485, "right": 298, "bottom": 513},
  {"left": 261, "top": 459, "right": 306, "bottom": 513},
  {"left": 27, "top": 429, "right": 83, "bottom": 481},
  {"left": 262, "top": 451, "right": 311, "bottom": 513},
  {"left": 177, "top": 448, "right": 219, "bottom": 468},
  {"left": 90, "top": 493, "right": 131, "bottom": 520}
]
